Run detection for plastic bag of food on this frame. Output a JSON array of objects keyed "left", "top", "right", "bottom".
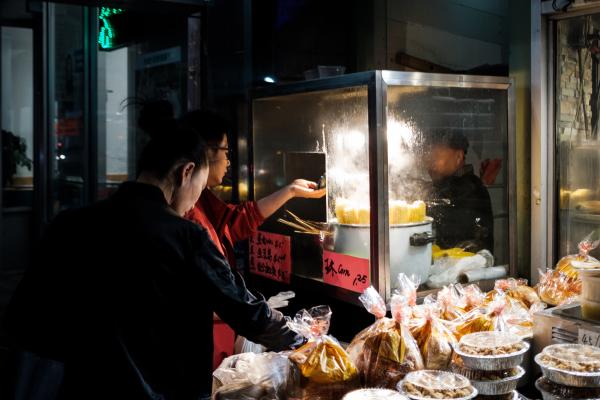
[
  {"left": 395, "top": 273, "right": 420, "bottom": 307},
  {"left": 346, "top": 288, "right": 423, "bottom": 388},
  {"left": 452, "top": 296, "right": 511, "bottom": 341},
  {"left": 557, "top": 232, "right": 600, "bottom": 275},
  {"left": 536, "top": 268, "right": 582, "bottom": 306},
  {"left": 212, "top": 352, "right": 298, "bottom": 400},
  {"left": 410, "top": 304, "right": 457, "bottom": 370},
  {"left": 456, "top": 284, "right": 485, "bottom": 313},
  {"left": 287, "top": 305, "right": 358, "bottom": 399},
  {"left": 491, "top": 278, "right": 541, "bottom": 309},
  {"left": 234, "top": 291, "right": 296, "bottom": 355},
  {"left": 536, "top": 233, "right": 600, "bottom": 306},
  {"left": 346, "top": 287, "right": 388, "bottom": 366},
  {"left": 454, "top": 292, "right": 535, "bottom": 341},
  {"left": 429, "top": 284, "right": 465, "bottom": 321}
]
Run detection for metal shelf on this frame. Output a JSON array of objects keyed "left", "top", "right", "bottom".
[{"left": 568, "top": 212, "right": 600, "bottom": 224}]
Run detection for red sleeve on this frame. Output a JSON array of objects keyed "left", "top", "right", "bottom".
[{"left": 200, "top": 190, "right": 265, "bottom": 243}]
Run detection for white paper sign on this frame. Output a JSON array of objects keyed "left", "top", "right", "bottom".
[{"left": 579, "top": 328, "right": 600, "bottom": 348}]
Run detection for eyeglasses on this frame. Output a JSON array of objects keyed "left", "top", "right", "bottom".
[{"left": 210, "top": 146, "right": 232, "bottom": 160}]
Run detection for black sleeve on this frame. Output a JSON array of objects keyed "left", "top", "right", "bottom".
[
  {"left": 3, "top": 209, "right": 81, "bottom": 361},
  {"left": 188, "top": 228, "right": 302, "bottom": 351}
]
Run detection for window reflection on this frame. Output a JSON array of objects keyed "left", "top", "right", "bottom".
[{"left": 1, "top": 27, "right": 34, "bottom": 208}]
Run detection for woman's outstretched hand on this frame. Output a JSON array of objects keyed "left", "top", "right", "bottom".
[{"left": 289, "top": 179, "right": 326, "bottom": 199}]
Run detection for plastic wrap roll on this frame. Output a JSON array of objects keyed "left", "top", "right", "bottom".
[{"left": 459, "top": 266, "right": 507, "bottom": 284}]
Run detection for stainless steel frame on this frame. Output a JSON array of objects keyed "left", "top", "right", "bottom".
[{"left": 250, "top": 70, "right": 515, "bottom": 303}]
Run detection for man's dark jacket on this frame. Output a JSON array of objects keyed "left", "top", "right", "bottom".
[
  {"left": 428, "top": 165, "right": 494, "bottom": 252},
  {"left": 4, "top": 182, "right": 299, "bottom": 399}
]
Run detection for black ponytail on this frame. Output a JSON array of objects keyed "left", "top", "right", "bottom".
[{"left": 136, "top": 100, "right": 208, "bottom": 178}]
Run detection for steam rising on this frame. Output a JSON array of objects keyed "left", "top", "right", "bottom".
[{"left": 325, "top": 116, "right": 430, "bottom": 222}]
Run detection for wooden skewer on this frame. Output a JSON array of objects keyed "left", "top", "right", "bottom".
[
  {"left": 277, "top": 219, "right": 317, "bottom": 233},
  {"left": 285, "top": 210, "right": 317, "bottom": 232}
]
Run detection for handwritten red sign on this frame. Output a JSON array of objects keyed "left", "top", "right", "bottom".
[
  {"left": 249, "top": 231, "right": 292, "bottom": 284},
  {"left": 322, "top": 250, "right": 370, "bottom": 293}
]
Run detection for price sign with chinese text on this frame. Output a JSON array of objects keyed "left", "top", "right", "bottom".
[
  {"left": 249, "top": 231, "right": 291, "bottom": 284},
  {"left": 579, "top": 328, "right": 600, "bottom": 348},
  {"left": 322, "top": 250, "right": 370, "bottom": 293}
]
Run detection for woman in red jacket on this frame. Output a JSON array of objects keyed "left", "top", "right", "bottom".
[{"left": 180, "top": 110, "right": 325, "bottom": 367}]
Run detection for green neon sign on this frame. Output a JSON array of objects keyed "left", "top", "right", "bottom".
[{"left": 98, "top": 7, "right": 124, "bottom": 50}]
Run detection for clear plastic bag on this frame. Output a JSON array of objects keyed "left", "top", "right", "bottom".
[
  {"left": 456, "top": 284, "right": 485, "bottom": 313},
  {"left": 536, "top": 267, "right": 581, "bottom": 306},
  {"left": 491, "top": 278, "right": 541, "bottom": 309},
  {"left": 452, "top": 298, "right": 504, "bottom": 341},
  {"left": 452, "top": 293, "right": 534, "bottom": 340},
  {"left": 212, "top": 352, "right": 298, "bottom": 400},
  {"left": 537, "top": 233, "right": 600, "bottom": 306},
  {"left": 395, "top": 273, "right": 420, "bottom": 307},
  {"left": 346, "top": 288, "right": 423, "bottom": 388},
  {"left": 557, "top": 232, "right": 600, "bottom": 273},
  {"left": 427, "top": 252, "right": 491, "bottom": 289},
  {"left": 430, "top": 284, "right": 465, "bottom": 321},
  {"left": 287, "top": 305, "right": 358, "bottom": 399},
  {"left": 234, "top": 291, "right": 296, "bottom": 355},
  {"left": 410, "top": 304, "right": 457, "bottom": 370}
]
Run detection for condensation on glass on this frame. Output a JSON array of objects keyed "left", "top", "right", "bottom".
[
  {"left": 555, "top": 15, "right": 600, "bottom": 261},
  {"left": 252, "top": 73, "right": 513, "bottom": 297},
  {"left": 253, "top": 86, "right": 369, "bottom": 279},
  {"left": 387, "top": 86, "right": 509, "bottom": 288}
]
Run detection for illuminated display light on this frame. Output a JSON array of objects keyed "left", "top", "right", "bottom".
[{"left": 98, "top": 7, "right": 124, "bottom": 50}]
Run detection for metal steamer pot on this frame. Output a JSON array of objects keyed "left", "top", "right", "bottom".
[{"left": 331, "top": 217, "right": 434, "bottom": 284}]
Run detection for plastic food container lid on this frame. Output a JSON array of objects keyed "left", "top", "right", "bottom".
[
  {"left": 459, "top": 331, "right": 522, "bottom": 351},
  {"left": 571, "top": 258, "right": 600, "bottom": 270},
  {"left": 542, "top": 344, "right": 600, "bottom": 369},
  {"left": 403, "top": 370, "right": 471, "bottom": 391},
  {"left": 343, "top": 389, "right": 409, "bottom": 399}
]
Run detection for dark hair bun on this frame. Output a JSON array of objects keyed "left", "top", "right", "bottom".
[{"left": 138, "top": 100, "right": 175, "bottom": 140}]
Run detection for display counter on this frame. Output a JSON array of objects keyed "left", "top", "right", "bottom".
[{"left": 249, "top": 70, "right": 516, "bottom": 304}]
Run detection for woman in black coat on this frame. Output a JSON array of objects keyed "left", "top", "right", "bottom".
[{"left": 4, "top": 118, "right": 300, "bottom": 400}]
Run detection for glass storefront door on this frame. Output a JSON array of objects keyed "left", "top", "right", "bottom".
[
  {"left": 46, "top": 3, "right": 86, "bottom": 215},
  {"left": 45, "top": 2, "right": 193, "bottom": 217}
]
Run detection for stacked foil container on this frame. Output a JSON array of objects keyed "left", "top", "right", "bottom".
[
  {"left": 534, "top": 344, "right": 600, "bottom": 400},
  {"left": 451, "top": 332, "right": 529, "bottom": 396}
]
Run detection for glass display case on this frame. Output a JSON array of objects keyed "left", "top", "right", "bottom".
[{"left": 251, "top": 71, "right": 515, "bottom": 302}]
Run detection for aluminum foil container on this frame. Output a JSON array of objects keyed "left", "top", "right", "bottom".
[
  {"left": 396, "top": 375, "right": 478, "bottom": 400},
  {"left": 467, "top": 367, "right": 525, "bottom": 396},
  {"left": 475, "top": 391, "right": 519, "bottom": 400},
  {"left": 453, "top": 341, "right": 530, "bottom": 371},
  {"left": 535, "top": 353, "right": 600, "bottom": 388},
  {"left": 535, "top": 376, "right": 600, "bottom": 400},
  {"left": 343, "top": 388, "right": 409, "bottom": 400}
]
